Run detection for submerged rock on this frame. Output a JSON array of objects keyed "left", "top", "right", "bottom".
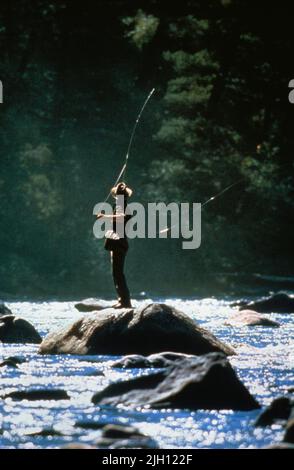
[
  {"left": 265, "top": 443, "right": 294, "bottom": 449},
  {"left": 39, "top": 303, "right": 235, "bottom": 356},
  {"left": 3, "top": 389, "right": 69, "bottom": 401},
  {"left": 102, "top": 424, "right": 147, "bottom": 439},
  {"left": 112, "top": 352, "right": 196, "bottom": 369},
  {"left": 225, "top": 310, "right": 280, "bottom": 327},
  {"left": 284, "top": 418, "right": 294, "bottom": 444},
  {"left": 24, "top": 427, "right": 64, "bottom": 437},
  {"left": 0, "top": 315, "right": 41, "bottom": 344},
  {"left": 5, "top": 355, "right": 26, "bottom": 364},
  {"left": 0, "top": 356, "right": 26, "bottom": 368},
  {"left": 0, "top": 359, "right": 19, "bottom": 368},
  {"left": 75, "top": 421, "right": 106, "bottom": 430},
  {"left": 255, "top": 397, "right": 293, "bottom": 427},
  {"left": 92, "top": 353, "right": 260, "bottom": 411},
  {"left": 75, "top": 300, "right": 107, "bottom": 312},
  {"left": 239, "top": 293, "right": 294, "bottom": 314},
  {"left": 95, "top": 424, "right": 158, "bottom": 449},
  {"left": 62, "top": 443, "right": 97, "bottom": 449}
]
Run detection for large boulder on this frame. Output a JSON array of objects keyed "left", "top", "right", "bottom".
[
  {"left": 39, "top": 303, "right": 235, "bottom": 356},
  {"left": 0, "top": 315, "right": 41, "bottom": 344},
  {"left": 92, "top": 353, "right": 260, "bottom": 411},
  {"left": 239, "top": 293, "right": 294, "bottom": 314},
  {"left": 225, "top": 310, "right": 280, "bottom": 327}
]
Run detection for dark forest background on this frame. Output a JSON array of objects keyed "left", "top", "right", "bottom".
[{"left": 0, "top": 0, "right": 293, "bottom": 299}]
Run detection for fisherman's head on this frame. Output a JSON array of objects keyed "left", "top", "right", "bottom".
[{"left": 111, "top": 182, "right": 133, "bottom": 199}]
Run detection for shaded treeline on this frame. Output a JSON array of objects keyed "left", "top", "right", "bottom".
[{"left": 0, "top": 0, "right": 293, "bottom": 298}]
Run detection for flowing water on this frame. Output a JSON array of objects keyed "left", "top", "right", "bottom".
[{"left": 0, "top": 297, "right": 293, "bottom": 449}]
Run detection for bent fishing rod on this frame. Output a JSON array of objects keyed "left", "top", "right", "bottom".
[{"left": 103, "top": 88, "right": 156, "bottom": 203}]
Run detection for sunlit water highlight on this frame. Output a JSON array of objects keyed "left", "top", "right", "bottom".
[{"left": 0, "top": 298, "right": 293, "bottom": 449}]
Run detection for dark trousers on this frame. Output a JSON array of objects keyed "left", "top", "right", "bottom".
[{"left": 110, "top": 250, "right": 131, "bottom": 306}]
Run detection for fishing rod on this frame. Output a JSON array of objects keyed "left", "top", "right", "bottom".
[
  {"left": 159, "top": 178, "right": 244, "bottom": 234},
  {"left": 103, "top": 88, "right": 155, "bottom": 203}
]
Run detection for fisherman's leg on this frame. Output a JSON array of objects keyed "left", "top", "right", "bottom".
[
  {"left": 110, "top": 251, "right": 121, "bottom": 304},
  {"left": 112, "top": 249, "right": 131, "bottom": 308},
  {"left": 112, "top": 250, "right": 131, "bottom": 307}
]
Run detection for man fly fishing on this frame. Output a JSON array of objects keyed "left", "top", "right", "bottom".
[
  {"left": 97, "top": 182, "right": 133, "bottom": 308},
  {"left": 96, "top": 88, "right": 155, "bottom": 308}
]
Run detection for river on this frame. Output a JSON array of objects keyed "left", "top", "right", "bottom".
[{"left": 0, "top": 297, "right": 293, "bottom": 449}]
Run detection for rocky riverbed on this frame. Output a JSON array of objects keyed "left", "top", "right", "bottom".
[{"left": 0, "top": 297, "right": 293, "bottom": 449}]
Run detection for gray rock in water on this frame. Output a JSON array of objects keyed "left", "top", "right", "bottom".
[
  {"left": 92, "top": 352, "right": 260, "bottom": 411},
  {"left": 255, "top": 397, "right": 293, "bottom": 427},
  {"left": 113, "top": 352, "right": 196, "bottom": 369},
  {"left": 3, "top": 389, "right": 69, "bottom": 401},
  {"left": 0, "top": 315, "right": 41, "bottom": 344},
  {"left": 239, "top": 293, "right": 294, "bottom": 313},
  {"left": 225, "top": 310, "right": 280, "bottom": 327},
  {"left": 0, "top": 303, "right": 12, "bottom": 316},
  {"left": 39, "top": 303, "right": 235, "bottom": 356}
]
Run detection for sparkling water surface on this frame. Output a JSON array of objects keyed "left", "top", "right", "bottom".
[{"left": 0, "top": 298, "right": 293, "bottom": 449}]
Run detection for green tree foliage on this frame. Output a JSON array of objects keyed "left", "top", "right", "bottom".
[
  {"left": 124, "top": 1, "right": 294, "bottom": 279},
  {"left": 123, "top": 9, "right": 159, "bottom": 50},
  {"left": 0, "top": 0, "right": 293, "bottom": 297}
]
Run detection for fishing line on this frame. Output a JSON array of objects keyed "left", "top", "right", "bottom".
[
  {"left": 202, "top": 178, "right": 244, "bottom": 207},
  {"left": 159, "top": 178, "right": 244, "bottom": 234}
]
